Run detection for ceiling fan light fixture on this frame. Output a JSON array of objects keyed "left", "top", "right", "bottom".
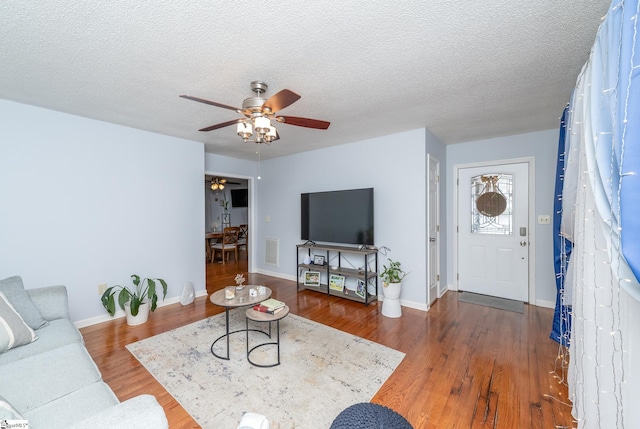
[
  {"left": 182, "top": 81, "right": 330, "bottom": 145},
  {"left": 264, "top": 125, "right": 277, "bottom": 142},
  {"left": 237, "top": 121, "right": 252, "bottom": 140},
  {"left": 254, "top": 116, "right": 271, "bottom": 133}
]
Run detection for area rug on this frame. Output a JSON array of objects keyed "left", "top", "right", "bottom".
[
  {"left": 126, "top": 311, "right": 405, "bottom": 429},
  {"left": 459, "top": 291, "right": 525, "bottom": 313}
]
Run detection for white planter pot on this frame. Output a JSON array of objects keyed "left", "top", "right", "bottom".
[
  {"left": 381, "top": 282, "right": 402, "bottom": 318},
  {"left": 124, "top": 302, "right": 150, "bottom": 326}
]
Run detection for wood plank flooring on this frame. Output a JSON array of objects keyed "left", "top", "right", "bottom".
[{"left": 80, "top": 253, "right": 573, "bottom": 428}]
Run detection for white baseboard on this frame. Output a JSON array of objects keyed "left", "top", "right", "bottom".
[
  {"left": 534, "top": 299, "right": 555, "bottom": 309},
  {"left": 73, "top": 289, "right": 208, "bottom": 329},
  {"left": 255, "top": 269, "right": 297, "bottom": 282}
]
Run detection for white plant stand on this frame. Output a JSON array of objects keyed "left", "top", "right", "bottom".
[{"left": 381, "top": 282, "right": 402, "bottom": 318}]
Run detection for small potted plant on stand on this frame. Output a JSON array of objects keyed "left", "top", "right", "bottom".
[
  {"left": 100, "top": 274, "right": 168, "bottom": 326},
  {"left": 380, "top": 259, "right": 408, "bottom": 318}
]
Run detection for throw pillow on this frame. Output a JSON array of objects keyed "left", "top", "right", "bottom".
[
  {"left": 0, "top": 290, "right": 38, "bottom": 353},
  {"left": 0, "top": 394, "right": 24, "bottom": 420},
  {"left": 0, "top": 276, "right": 48, "bottom": 329}
]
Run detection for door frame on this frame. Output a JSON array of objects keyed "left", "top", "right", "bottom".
[
  {"left": 452, "top": 156, "right": 536, "bottom": 304},
  {"left": 204, "top": 170, "right": 256, "bottom": 273},
  {"left": 427, "top": 154, "right": 441, "bottom": 306}
]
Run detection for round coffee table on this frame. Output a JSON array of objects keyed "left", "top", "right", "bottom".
[
  {"left": 245, "top": 305, "right": 290, "bottom": 367},
  {"left": 209, "top": 286, "right": 272, "bottom": 360}
]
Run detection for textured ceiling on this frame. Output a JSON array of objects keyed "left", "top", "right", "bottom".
[{"left": 0, "top": 1, "right": 610, "bottom": 160}]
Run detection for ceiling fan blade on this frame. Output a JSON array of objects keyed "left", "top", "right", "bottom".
[
  {"left": 180, "top": 95, "right": 242, "bottom": 112},
  {"left": 199, "top": 119, "right": 241, "bottom": 132},
  {"left": 276, "top": 116, "right": 330, "bottom": 130},
  {"left": 263, "top": 89, "right": 300, "bottom": 113}
]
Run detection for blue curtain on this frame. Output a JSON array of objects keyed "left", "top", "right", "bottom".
[{"left": 550, "top": 106, "right": 573, "bottom": 346}]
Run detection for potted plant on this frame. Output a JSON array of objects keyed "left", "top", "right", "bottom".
[
  {"left": 100, "top": 274, "right": 168, "bottom": 326},
  {"left": 380, "top": 259, "right": 408, "bottom": 318}
]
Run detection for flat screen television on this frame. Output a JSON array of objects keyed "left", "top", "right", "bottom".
[
  {"left": 231, "top": 189, "right": 248, "bottom": 207},
  {"left": 301, "top": 188, "right": 374, "bottom": 246}
]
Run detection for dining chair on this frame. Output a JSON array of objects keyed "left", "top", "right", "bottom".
[
  {"left": 205, "top": 232, "right": 222, "bottom": 261},
  {"left": 210, "top": 227, "right": 240, "bottom": 264},
  {"left": 237, "top": 224, "right": 248, "bottom": 252}
]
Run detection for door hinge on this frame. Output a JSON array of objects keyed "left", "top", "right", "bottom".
[
  {"left": 437, "top": 225, "right": 440, "bottom": 232},
  {"left": 457, "top": 273, "right": 459, "bottom": 280},
  {"left": 436, "top": 175, "right": 440, "bottom": 183},
  {"left": 436, "top": 274, "right": 440, "bottom": 281}
]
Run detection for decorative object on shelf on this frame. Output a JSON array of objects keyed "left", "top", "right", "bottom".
[
  {"left": 356, "top": 279, "right": 366, "bottom": 299},
  {"left": 303, "top": 255, "right": 312, "bottom": 265},
  {"left": 235, "top": 273, "right": 246, "bottom": 286},
  {"left": 180, "top": 281, "right": 195, "bottom": 306},
  {"left": 257, "top": 285, "right": 267, "bottom": 295},
  {"left": 225, "top": 286, "right": 236, "bottom": 300},
  {"left": 313, "top": 255, "right": 325, "bottom": 266},
  {"left": 249, "top": 287, "right": 258, "bottom": 298},
  {"left": 329, "top": 274, "right": 346, "bottom": 292},
  {"left": 380, "top": 259, "right": 408, "bottom": 318},
  {"left": 180, "top": 80, "right": 330, "bottom": 145},
  {"left": 304, "top": 271, "right": 321, "bottom": 287},
  {"left": 100, "top": 274, "right": 168, "bottom": 326}
]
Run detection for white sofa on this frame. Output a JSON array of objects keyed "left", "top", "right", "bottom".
[{"left": 0, "top": 276, "right": 168, "bottom": 429}]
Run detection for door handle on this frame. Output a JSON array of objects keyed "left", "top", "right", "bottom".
[
  {"left": 429, "top": 237, "right": 436, "bottom": 242},
  {"left": 520, "top": 240, "right": 527, "bottom": 247}
]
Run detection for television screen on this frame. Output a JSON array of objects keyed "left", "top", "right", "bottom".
[
  {"left": 231, "top": 189, "right": 248, "bottom": 207},
  {"left": 301, "top": 188, "right": 374, "bottom": 246}
]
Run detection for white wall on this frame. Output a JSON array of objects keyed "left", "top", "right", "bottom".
[
  {"left": 446, "top": 129, "right": 560, "bottom": 305},
  {"left": 253, "top": 129, "right": 431, "bottom": 309},
  {"left": 0, "top": 100, "right": 205, "bottom": 324}
]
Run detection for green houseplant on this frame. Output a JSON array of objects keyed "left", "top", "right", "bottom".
[
  {"left": 380, "top": 259, "right": 408, "bottom": 318},
  {"left": 380, "top": 259, "right": 408, "bottom": 285},
  {"left": 101, "top": 274, "right": 168, "bottom": 319}
]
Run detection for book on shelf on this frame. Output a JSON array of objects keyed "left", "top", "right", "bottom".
[{"left": 252, "top": 304, "right": 285, "bottom": 314}]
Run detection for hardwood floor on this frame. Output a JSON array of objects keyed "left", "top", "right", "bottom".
[{"left": 81, "top": 253, "right": 573, "bottom": 428}]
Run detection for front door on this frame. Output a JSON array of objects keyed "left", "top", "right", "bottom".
[{"left": 457, "top": 161, "right": 530, "bottom": 302}]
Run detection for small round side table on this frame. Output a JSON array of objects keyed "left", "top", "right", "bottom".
[{"left": 245, "top": 305, "right": 290, "bottom": 367}]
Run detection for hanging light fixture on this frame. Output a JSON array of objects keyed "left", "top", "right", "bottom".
[
  {"left": 210, "top": 178, "right": 225, "bottom": 191},
  {"left": 236, "top": 114, "right": 278, "bottom": 145}
]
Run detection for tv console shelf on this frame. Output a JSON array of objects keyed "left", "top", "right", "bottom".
[{"left": 296, "top": 243, "right": 378, "bottom": 305}]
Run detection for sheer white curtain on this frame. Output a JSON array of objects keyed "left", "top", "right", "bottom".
[{"left": 563, "top": 1, "right": 640, "bottom": 427}]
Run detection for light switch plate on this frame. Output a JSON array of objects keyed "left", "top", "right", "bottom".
[{"left": 537, "top": 215, "right": 551, "bottom": 225}]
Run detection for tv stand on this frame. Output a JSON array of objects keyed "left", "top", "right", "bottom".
[{"left": 296, "top": 243, "right": 378, "bottom": 305}]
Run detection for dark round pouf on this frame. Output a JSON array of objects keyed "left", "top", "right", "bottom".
[{"left": 330, "top": 402, "right": 413, "bottom": 429}]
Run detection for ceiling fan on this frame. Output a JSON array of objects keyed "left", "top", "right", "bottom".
[
  {"left": 207, "top": 177, "right": 239, "bottom": 190},
  {"left": 180, "top": 81, "right": 330, "bottom": 144}
]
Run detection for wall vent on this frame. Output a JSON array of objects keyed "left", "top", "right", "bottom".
[{"left": 265, "top": 237, "right": 279, "bottom": 266}]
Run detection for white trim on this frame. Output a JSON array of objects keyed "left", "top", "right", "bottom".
[
  {"left": 73, "top": 289, "right": 208, "bottom": 329},
  {"left": 534, "top": 299, "right": 555, "bottom": 309},
  {"left": 427, "top": 154, "right": 441, "bottom": 306},
  {"left": 453, "top": 156, "right": 536, "bottom": 304}
]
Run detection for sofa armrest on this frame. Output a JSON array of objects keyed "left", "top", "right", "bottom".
[
  {"left": 26, "top": 285, "right": 70, "bottom": 321},
  {"left": 68, "top": 395, "right": 168, "bottom": 429}
]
